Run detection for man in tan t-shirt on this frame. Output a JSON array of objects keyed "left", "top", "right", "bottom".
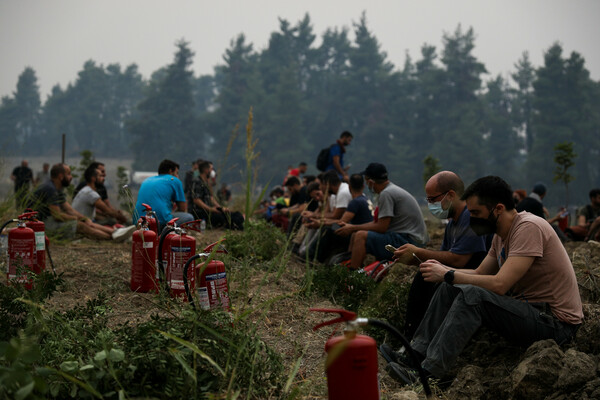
[{"left": 384, "top": 175, "right": 583, "bottom": 386}]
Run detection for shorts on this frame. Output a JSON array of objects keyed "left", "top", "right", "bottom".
[
  {"left": 366, "top": 231, "right": 416, "bottom": 261},
  {"left": 43, "top": 218, "right": 78, "bottom": 240}
]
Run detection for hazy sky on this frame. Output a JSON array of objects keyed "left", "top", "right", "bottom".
[{"left": 1, "top": 0, "right": 599, "bottom": 99}]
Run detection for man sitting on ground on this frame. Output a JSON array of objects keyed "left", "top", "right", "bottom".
[
  {"left": 335, "top": 163, "right": 428, "bottom": 269},
  {"left": 568, "top": 188, "right": 600, "bottom": 241},
  {"left": 29, "top": 163, "right": 134, "bottom": 241},
  {"left": 389, "top": 171, "right": 489, "bottom": 340},
  {"left": 385, "top": 176, "right": 582, "bottom": 386},
  {"left": 73, "top": 162, "right": 128, "bottom": 226},
  {"left": 73, "top": 167, "right": 128, "bottom": 226},
  {"left": 189, "top": 161, "right": 244, "bottom": 230},
  {"left": 272, "top": 176, "right": 308, "bottom": 233},
  {"left": 134, "top": 159, "right": 194, "bottom": 229}
]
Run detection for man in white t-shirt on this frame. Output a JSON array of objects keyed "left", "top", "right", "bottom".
[{"left": 73, "top": 167, "right": 127, "bottom": 224}]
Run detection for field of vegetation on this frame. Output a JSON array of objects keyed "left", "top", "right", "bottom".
[{"left": 2, "top": 208, "right": 600, "bottom": 399}]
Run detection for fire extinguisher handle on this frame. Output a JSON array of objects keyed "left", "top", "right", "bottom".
[
  {"left": 203, "top": 239, "right": 227, "bottom": 254},
  {"left": 310, "top": 308, "right": 357, "bottom": 331},
  {"left": 18, "top": 211, "right": 38, "bottom": 220},
  {"left": 142, "top": 203, "right": 152, "bottom": 211}
]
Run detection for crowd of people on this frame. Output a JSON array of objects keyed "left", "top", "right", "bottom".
[{"left": 6, "top": 129, "right": 599, "bottom": 387}]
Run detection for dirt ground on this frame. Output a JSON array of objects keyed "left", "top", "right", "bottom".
[{"left": 29, "top": 228, "right": 600, "bottom": 399}]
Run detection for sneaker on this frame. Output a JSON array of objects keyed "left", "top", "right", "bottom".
[
  {"left": 112, "top": 225, "right": 136, "bottom": 242},
  {"left": 385, "top": 362, "right": 424, "bottom": 386},
  {"left": 379, "top": 343, "right": 405, "bottom": 365}
]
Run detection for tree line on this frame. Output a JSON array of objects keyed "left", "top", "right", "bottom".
[{"left": 1, "top": 13, "right": 599, "bottom": 205}]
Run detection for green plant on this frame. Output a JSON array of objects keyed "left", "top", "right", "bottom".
[
  {"left": 303, "top": 264, "right": 377, "bottom": 311},
  {"left": 423, "top": 155, "right": 441, "bottom": 185},
  {"left": 553, "top": 141, "right": 577, "bottom": 207}
]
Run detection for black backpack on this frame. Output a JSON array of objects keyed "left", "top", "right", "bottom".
[{"left": 316, "top": 145, "right": 333, "bottom": 171}]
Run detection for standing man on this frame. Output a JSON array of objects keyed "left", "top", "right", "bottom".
[
  {"left": 325, "top": 131, "right": 353, "bottom": 182},
  {"left": 11, "top": 160, "right": 33, "bottom": 208},
  {"left": 387, "top": 176, "right": 582, "bottom": 385},
  {"left": 134, "top": 159, "right": 194, "bottom": 229},
  {"left": 335, "top": 163, "right": 428, "bottom": 269},
  {"left": 388, "top": 171, "right": 489, "bottom": 340}
]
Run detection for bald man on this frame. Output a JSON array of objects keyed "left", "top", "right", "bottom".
[{"left": 390, "top": 171, "right": 490, "bottom": 340}]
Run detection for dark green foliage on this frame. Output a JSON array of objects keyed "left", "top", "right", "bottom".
[
  {"left": 305, "top": 264, "right": 377, "bottom": 311},
  {"left": 225, "top": 219, "right": 286, "bottom": 261},
  {"left": 553, "top": 141, "right": 577, "bottom": 207},
  {"left": 0, "top": 271, "right": 64, "bottom": 341}
]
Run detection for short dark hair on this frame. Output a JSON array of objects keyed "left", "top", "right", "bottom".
[
  {"left": 349, "top": 174, "right": 364, "bottom": 192},
  {"left": 321, "top": 170, "right": 341, "bottom": 187},
  {"left": 532, "top": 183, "right": 547, "bottom": 196},
  {"left": 589, "top": 188, "right": 600, "bottom": 198},
  {"left": 270, "top": 187, "right": 284, "bottom": 197},
  {"left": 83, "top": 162, "right": 104, "bottom": 182},
  {"left": 50, "top": 163, "right": 66, "bottom": 179},
  {"left": 197, "top": 161, "right": 211, "bottom": 174},
  {"left": 299, "top": 162, "right": 307, "bottom": 167},
  {"left": 462, "top": 176, "right": 515, "bottom": 211},
  {"left": 285, "top": 176, "right": 301, "bottom": 187},
  {"left": 340, "top": 131, "right": 353, "bottom": 139},
  {"left": 306, "top": 181, "right": 321, "bottom": 195},
  {"left": 303, "top": 175, "right": 316, "bottom": 185},
  {"left": 84, "top": 167, "right": 100, "bottom": 183},
  {"left": 158, "top": 159, "right": 179, "bottom": 175}
]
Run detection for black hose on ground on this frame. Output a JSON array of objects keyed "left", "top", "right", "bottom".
[{"left": 367, "top": 318, "right": 432, "bottom": 397}]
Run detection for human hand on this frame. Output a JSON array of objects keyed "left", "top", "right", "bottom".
[
  {"left": 419, "top": 260, "right": 449, "bottom": 283},
  {"left": 393, "top": 244, "right": 418, "bottom": 263},
  {"left": 335, "top": 222, "right": 353, "bottom": 236}
]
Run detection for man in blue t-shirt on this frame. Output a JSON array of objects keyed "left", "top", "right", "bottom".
[
  {"left": 391, "top": 171, "right": 490, "bottom": 339},
  {"left": 325, "top": 131, "right": 353, "bottom": 182},
  {"left": 134, "top": 159, "right": 194, "bottom": 229}
]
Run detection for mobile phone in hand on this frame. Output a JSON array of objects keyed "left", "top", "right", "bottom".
[
  {"left": 331, "top": 223, "right": 341, "bottom": 231},
  {"left": 385, "top": 244, "right": 397, "bottom": 253}
]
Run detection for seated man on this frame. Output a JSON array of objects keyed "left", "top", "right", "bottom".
[
  {"left": 386, "top": 176, "right": 582, "bottom": 385},
  {"left": 29, "top": 163, "right": 134, "bottom": 241},
  {"left": 272, "top": 176, "right": 308, "bottom": 233},
  {"left": 134, "top": 159, "right": 194, "bottom": 229},
  {"left": 336, "top": 163, "right": 428, "bottom": 269},
  {"left": 73, "top": 162, "right": 128, "bottom": 225},
  {"left": 73, "top": 166, "right": 128, "bottom": 225},
  {"left": 189, "top": 161, "right": 244, "bottom": 230},
  {"left": 568, "top": 188, "right": 600, "bottom": 241},
  {"left": 516, "top": 182, "right": 567, "bottom": 241},
  {"left": 306, "top": 173, "right": 372, "bottom": 262},
  {"left": 390, "top": 171, "right": 490, "bottom": 339}
]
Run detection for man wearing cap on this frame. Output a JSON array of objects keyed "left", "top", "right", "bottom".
[{"left": 335, "top": 163, "right": 428, "bottom": 269}]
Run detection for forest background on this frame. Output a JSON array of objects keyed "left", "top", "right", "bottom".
[{"left": 1, "top": 14, "right": 599, "bottom": 206}]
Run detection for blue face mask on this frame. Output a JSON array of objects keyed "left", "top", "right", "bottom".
[{"left": 427, "top": 193, "right": 450, "bottom": 219}]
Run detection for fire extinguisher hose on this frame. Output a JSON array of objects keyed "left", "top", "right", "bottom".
[
  {"left": 157, "top": 226, "right": 175, "bottom": 291},
  {"left": 0, "top": 219, "right": 18, "bottom": 235},
  {"left": 45, "top": 241, "right": 57, "bottom": 275},
  {"left": 367, "top": 319, "right": 432, "bottom": 397},
  {"left": 183, "top": 254, "right": 201, "bottom": 309}
]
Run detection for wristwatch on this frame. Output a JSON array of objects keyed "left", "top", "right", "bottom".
[{"left": 444, "top": 270, "right": 455, "bottom": 285}]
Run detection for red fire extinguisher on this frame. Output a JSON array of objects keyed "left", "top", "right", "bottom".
[
  {"left": 141, "top": 203, "right": 159, "bottom": 235},
  {"left": 157, "top": 218, "right": 179, "bottom": 289},
  {"left": 131, "top": 216, "right": 159, "bottom": 293},
  {"left": 183, "top": 240, "right": 230, "bottom": 311},
  {"left": 166, "top": 226, "right": 196, "bottom": 299},
  {"left": 311, "top": 308, "right": 432, "bottom": 399},
  {"left": 6, "top": 212, "right": 37, "bottom": 289},
  {"left": 23, "top": 213, "right": 46, "bottom": 274}
]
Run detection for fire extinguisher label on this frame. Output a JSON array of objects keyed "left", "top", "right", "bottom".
[
  {"left": 197, "top": 287, "right": 211, "bottom": 310},
  {"left": 34, "top": 232, "right": 45, "bottom": 251},
  {"left": 205, "top": 272, "right": 227, "bottom": 281},
  {"left": 143, "top": 242, "right": 154, "bottom": 249},
  {"left": 8, "top": 238, "right": 34, "bottom": 280}
]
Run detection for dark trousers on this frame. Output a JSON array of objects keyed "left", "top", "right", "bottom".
[{"left": 411, "top": 283, "right": 579, "bottom": 378}]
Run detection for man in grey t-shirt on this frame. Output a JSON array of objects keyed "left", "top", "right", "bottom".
[{"left": 336, "top": 163, "right": 428, "bottom": 269}]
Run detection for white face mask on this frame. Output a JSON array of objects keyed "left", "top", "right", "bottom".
[{"left": 209, "top": 170, "right": 216, "bottom": 179}]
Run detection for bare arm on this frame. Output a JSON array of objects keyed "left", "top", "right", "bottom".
[
  {"left": 332, "top": 156, "right": 349, "bottom": 182},
  {"left": 394, "top": 243, "right": 474, "bottom": 268},
  {"left": 49, "top": 204, "right": 77, "bottom": 221},
  {"left": 419, "top": 255, "right": 532, "bottom": 295},
  {"left": 335, "top": 216, "right": 391, "bottom": 236}
]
